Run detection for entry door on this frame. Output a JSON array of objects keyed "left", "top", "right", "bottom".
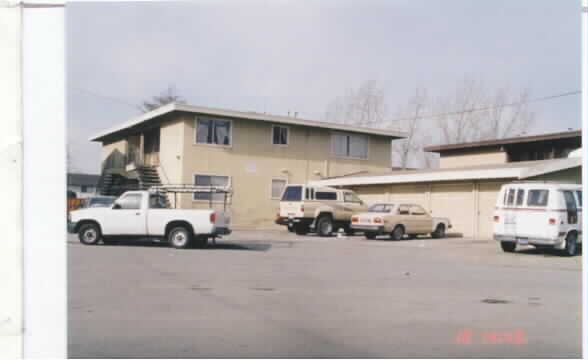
[
  {"left": 143, "top": 128, "right": 160, "bottom": 166},
  {"left": 104, "top": 193, "right": 147, "bottom": 235}
]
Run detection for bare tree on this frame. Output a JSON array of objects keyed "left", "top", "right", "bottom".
[
  {"left": 433, "top": 76, "right": 535, "bottom": 144},
  {"left": 390, "top": 88, "right": 427, "bottom": 169},
  {"left": 434, "top": 75, "right": 487, "bottom": 144},
  {"left": 139, "top": 85, "right": 186, "bottom": 113},
  {"left": 323, "top": 80, "right": 388, "bottom": 127},
  {"left": 482, "top": 87, "right": 535, "bottom": 140}
]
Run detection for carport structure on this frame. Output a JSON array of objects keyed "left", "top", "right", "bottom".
[{"left": 309, "top": 158, "right": 582, "bottom": 239}]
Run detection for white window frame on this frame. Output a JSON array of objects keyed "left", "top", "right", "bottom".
[
  {"left": 194, "top": 115, "right": 233, "bottom": 148},
  {"left": 192, "top": 173, "right": 232, "bottom": 203},
  {"left": 270, "top": 177, "right": 288, "bottom": 200},
  {"left": 271, "top": 125, "right": 289, "bottom": 146},
  {"left": 330, "top": 131, "right": 369, "bottom": 160}
]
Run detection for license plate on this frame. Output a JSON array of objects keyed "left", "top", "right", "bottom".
[{"left": 517, "top": 238, "right": 529, "bottom": 245}]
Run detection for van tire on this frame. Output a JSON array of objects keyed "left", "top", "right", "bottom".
[
  {"left": 431, "top": 224, "right": 446, "bottom": 239},
  {"left": 294, "top": 224, "right": 309, "bottom": 235},
  {"left": 564, "top": 233, "right": 577, "bottom": 256},
  {"left": 500, "top": 241, "right": 516, "bottom": 253},
  {"left": 390, "top": 225, "right": 404, "bottom": 240},
  {"left": 316, "top": 215, "right": 333, "bottom": 237},
  {"left": 168, "top": 226, "right": 192, "bottom": 249}
]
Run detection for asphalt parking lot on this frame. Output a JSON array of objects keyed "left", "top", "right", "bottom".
[{"left": 68, "top": 231, "right": 582, "bottom": 358}]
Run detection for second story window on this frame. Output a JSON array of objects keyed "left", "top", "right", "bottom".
[
  {"left": 195, "top": 116, "right": 232, "bottom": 146},
  {"left": 331, "top": 133, "right": 368, "bottom": 159},
  {"left": 272, "top": 125, "right": 289, "bottom": 145}
]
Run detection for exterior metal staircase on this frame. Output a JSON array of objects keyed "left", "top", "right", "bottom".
[{"left": 97, "top": 166, "right": 163, "bottom": 197}]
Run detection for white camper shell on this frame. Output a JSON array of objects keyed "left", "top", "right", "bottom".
[{"left": 493, "top": 182, "right": 582, "bottom": 256}]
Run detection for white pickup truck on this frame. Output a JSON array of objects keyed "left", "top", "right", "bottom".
[{"left": 68, "top": 191, "right": 231, "bottom": 249}]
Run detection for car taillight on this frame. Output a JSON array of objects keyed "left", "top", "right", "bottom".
[
  {"left": 351, "top": 216, "right": 358, "bottom": 223},
  {"left": 373, "top": 217, "right": 383, "bottom": 224},
  {"left": 210, "top": 213, "right": 216, "bottom": 224},
  {"left": 300, "top": 205, "right": 304, "bottom": 213},
  {"left": 548, "top": 218, "right": 556, "bottom": 225},
  {"left": 493, "top": 215, "right": 500, "bottom": 223}
]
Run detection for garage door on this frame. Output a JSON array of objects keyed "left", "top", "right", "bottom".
[
  {"left": 431, "top": 183, "right": 474, "bottom": 237},
  {"left": 352, "top": 185, "right": 389, "bottom": 205},
  {"left": 387, "top": 184, "right": 428, "bottom": 209},
  {"left": 477, "top": 182, "right": 503, "bottom": 239}
]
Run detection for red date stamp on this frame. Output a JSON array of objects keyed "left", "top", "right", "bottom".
[{"left": 455, "top": 329, "right": 527, "bottom": 345}]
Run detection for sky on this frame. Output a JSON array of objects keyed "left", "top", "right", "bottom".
[{"left": 67, "top": 0, "right": 583, "bottom": 174}]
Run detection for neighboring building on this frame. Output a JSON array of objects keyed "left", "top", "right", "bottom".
[
  {"left": 424, "top": 130, "right": 581, "bottom": 168},
  {"left": 310, "top": 131, "right": 583, "bottom": 239},
  {"left": 67, "top": 173, "right": 100, "bottom": 199},
  {"left": 91, "top": 103, "right": 406, "bottom": 229}
]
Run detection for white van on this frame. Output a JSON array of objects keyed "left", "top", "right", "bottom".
[{"left": 493, "top": 182, "right": 582, "bottom": 256}]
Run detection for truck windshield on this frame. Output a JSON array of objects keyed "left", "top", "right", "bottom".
[
  {"left": 86, "top": 197, "right": 115, "bottom": 208},
  {"left": 282, "top": 186, "right": 302, "bottom": 201}
]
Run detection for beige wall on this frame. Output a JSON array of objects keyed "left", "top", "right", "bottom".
[
  {"left": 439, "top": 150, "right": 507, "bottom": 168},
  {"left": 169, "top": 113, "right": 393, "bottom": 229}
]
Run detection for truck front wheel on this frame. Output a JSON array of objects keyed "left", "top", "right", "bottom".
[
  {"left": 78, "top": 223, "right": 101, "bottom": 245},
  {"left": 168, "top": 226, "right": 192, "bottom": 249}
]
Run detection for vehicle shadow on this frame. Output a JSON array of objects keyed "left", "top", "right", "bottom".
[
  {"left": 515, "top": 245, "right": 583, "bottom": 257},
  {"left": 100, "top": 240, "right": 272, "bottom": 252},
  {"left": 358, "top": 232, "right": 464, "bottom": 242}
]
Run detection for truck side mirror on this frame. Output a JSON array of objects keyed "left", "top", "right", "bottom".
[{"left": 112, "top": 203, "right": 122, "bottom": 210}]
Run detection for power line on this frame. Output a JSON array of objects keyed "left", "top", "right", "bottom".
[
  {"left": 70, "top": 86, "right": 139, "bottom": 110},
  {"left": 387, "top": 90, "right": 582, "bottom": 123}
]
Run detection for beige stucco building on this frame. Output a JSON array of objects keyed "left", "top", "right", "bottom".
[
  {"left": 311, "top": 131, "right": 583, "bottom": 239},
  {"left": 91, "top": 103, "right": 405, "bottom": 229}
]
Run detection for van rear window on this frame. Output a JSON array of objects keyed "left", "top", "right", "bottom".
[
  {"left": 527, "top": 190, "right": 549, "bottom": 207},
  {"left": 282, "top": 186, "right": 302, "bottom": 201}
]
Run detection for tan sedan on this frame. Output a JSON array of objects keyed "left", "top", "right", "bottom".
[{"left": 351, "top": 203, "right": 451, "bottom": 240}]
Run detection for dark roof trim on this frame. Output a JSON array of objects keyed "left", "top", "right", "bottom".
[{"left": 424, "top": 130, "right": 582, "bottom": 153}]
